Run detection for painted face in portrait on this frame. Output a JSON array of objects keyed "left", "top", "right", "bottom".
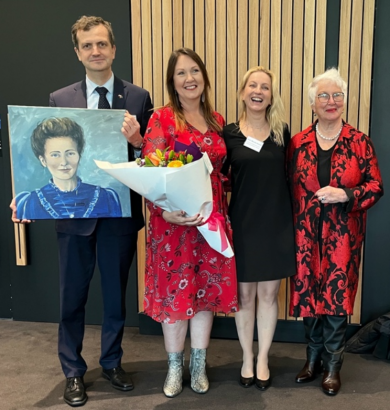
[
  {"left": 241, "top": 71, "right": 272, "bottom": 114},
  {"left": 39, "top": 137, "right": 80, "bottom": 185},
  {"left": 312, "top": 79, "right": 345, "bottom": 122},
  {"left": 173, "top": 55, "right": 205, "bottom": 105},
  {"left": 74, "top": 24, "right": 116, "bottom": 76}
]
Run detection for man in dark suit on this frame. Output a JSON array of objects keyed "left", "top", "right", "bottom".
[{"left": 11, "top": 16, "right": 152, "bottom": 407}]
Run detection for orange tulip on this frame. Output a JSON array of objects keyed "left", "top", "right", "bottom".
[{"left": 146, "top": 152, "right": 161, "bottom": 166}]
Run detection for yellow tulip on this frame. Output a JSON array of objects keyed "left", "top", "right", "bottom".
[{"left": 167, "top": 160, "right": 184, "bottom": 168}]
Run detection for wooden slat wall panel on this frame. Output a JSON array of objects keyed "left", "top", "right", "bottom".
[
  {"left": 216, "top": 0, "right": 227, "bottom": 118},
  {"left": 226, "top": 3, "right": 237, "bottom": 124},
  {"left": 151, "top": 0, "right": 163, "bottom": 108},
  {"left": 338, "top": 0, "right": 352, "bottom": 119},
  {"left": 290, "top": 0, "right": 304, "bottom": 137},
  {"left": 270, "top": 0, "right": 281, "bottom": 85},
  {"left": 162, "top": 0, "right": 173, "bottom": 106},
  {"left": 302, "top": 0, "right": 316, "bottom": 128},
  {"left": 359, "top": 0, "right": 375, "bottom": 135},
  {"left": 194, "top": 0, "right": 205, "bottom": 60},
  {"left": 248, "top": 0, "right": 260, "bottom": 68},
  {"left": 259, "top": 0, "right": 270, "bottom": 68},
  {"left": 172, "top": 0, "right": 183, "bottom": 51},
  {"left": 237, "top": 0, "right": 248, "bottom": 119},
  {"left": 131, "top": 0, "right": 375, "bottom": 323},
  {"left": 205, "top": 0, "right": 216, "bottom": 107},
  {"left": 130, "top": 0, "right": 142, "bottom": 87},
  {"left": 348, "top": 0, "right": 364, "bottom": 129},
  {"left": 183, "top": 1, "right": 194, "bottom": 48},
  {"left": 280, "top": 0, "right": 292, "bottom": 126}
]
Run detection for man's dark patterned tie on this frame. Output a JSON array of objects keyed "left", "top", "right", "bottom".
[{"left": 95, "top": 87, "right": 111, "bottom": 109}]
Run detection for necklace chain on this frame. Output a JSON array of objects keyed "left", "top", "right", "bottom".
[
  {"left": 243, "top": 122, "right": 267, "bottom": 131},
  {"left": 316, "top": 123, "right": 342, "bottom": 141}
]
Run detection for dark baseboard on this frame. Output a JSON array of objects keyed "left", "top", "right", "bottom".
[{"left": 138, "top": 313, "right": 362, "bottom": 343}]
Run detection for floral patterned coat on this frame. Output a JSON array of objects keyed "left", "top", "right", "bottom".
[{"left": 287, "top": 121, "right": 383, "bottom": 317}]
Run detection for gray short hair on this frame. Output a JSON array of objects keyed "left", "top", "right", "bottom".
[{"left": 308, "top": 68, "right": 347, "bottom": 106}]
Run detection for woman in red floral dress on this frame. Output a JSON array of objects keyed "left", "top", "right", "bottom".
[
  {"left": 287, "top": 68, "right": 383, "bottom": 396},
  {"left": 142, "top": 48, "right": 238, "bottom": 398}
]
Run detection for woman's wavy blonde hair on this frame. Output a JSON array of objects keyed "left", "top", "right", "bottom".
[{"left": 237, "top": 66, "right": 286, "bottom": 146}]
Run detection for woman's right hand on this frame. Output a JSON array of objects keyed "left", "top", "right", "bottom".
[{"left": 162, "top": 210, "right": 204, "bottom": 226}]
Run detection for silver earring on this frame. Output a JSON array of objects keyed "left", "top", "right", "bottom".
[{"left": 201, "top": 93, "right": 205, "bottom": 103}]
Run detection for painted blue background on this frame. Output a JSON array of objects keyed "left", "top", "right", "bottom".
[{"left": 8, "top": 106, "right": 131, "bottom": 217}]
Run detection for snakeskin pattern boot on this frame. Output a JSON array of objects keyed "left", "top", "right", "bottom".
[
  {"left": 163, "top": 351, "right": 184, "bottom": 398},
  {"left": 189, "top": 348, "right": 209, "bottom": 393}
]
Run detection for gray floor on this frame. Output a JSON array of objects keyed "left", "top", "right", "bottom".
[{"left": 1, "top": 320, "right": 389, "bottom": 410}]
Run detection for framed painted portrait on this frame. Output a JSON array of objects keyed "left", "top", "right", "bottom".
[{"left": 8, "top": 106, "right": 131, "bottom": 219}]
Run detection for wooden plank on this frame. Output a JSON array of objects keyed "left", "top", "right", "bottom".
[
  {"left": 338, "top": 0, "right": 352, "bottom": 120},
  {"left": 226, "top": 1, "right": 238, "bottom": 124},
  {"left": 302, "top": 0, "right": 316, "bottom": 129},
  {"left": 280, "top": 0, "right": 292, "bottom": 126},
  {"left": 162, "top": 0, "right": 173, "bottom": 105},
  {"left": 348, "top": 0, "right": 363, "bottom": 129},
  {"left": 131, "top": 0, "right": 143, "bottom": 87},
  {"left": 172, "top": 0, "right": 183, "bottom": 50},
  {"left": 141, "top": 0, "right": 153, "bottom": 98},
  {"left": 183, "top": 0, "right": 194, "bottom": 48},
  {"left": 216, "top": 0, "right": 227, "bottom": 119},
  {"left": 248, "top": 0, "right": 260, "bottom": 68},
  {"left": 270, "top": 0, "right": 281, "bottom": 84},
  {"left": 9, "top": 114, "right": 28, "bottom": 266},
  {"left": 205, "top": 0, "right": 216, "bottom": 107},
  {"left": 315, "top": 0, "right": 327, "bottom": 76},
  {"left": 194, "top": 0, "right": 205, "bottom": 61},
  {"left": 137, "top": 225, "right": 146, "bottom": 312},
  {"left": 237, "top": 0, "right": 248, "bottom": 97},
  {"left": 359, "top": 0, "right": 375, "bottom": 135},
  {"left": 151, "top": 0, "right": 163, "bottom": 108},
  {"left": 290, "top": 0, "right": 304, "bottom": 136},
  {"left": 259, "top": 0, "right": 270, "bottom": 68}
]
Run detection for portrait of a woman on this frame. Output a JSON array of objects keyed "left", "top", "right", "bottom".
[{"left": 16, "top": 117, "right": 122, "bottom": 219}]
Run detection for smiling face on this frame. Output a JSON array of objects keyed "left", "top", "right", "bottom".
[
  {"left": 312, "top": 79, "right": 344, "bottom": 123},
  {"left": 39, "top": 137, "right": 80, "bottom": 184},
  {"left": 173, "top": 54, "right": 205, "bottom": 105},
  {"left": 241, "top": 71, "right": 272, "bottom": 114},
  {"left": 74, "top": 24, "right": 116, "bottom": 77}
]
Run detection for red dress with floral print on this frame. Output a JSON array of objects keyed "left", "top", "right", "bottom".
[
  {"left": 287, "top": 121, "right": 383, "bottom": 317},
  {"left": 142, "top": 107, "right": 238, "bottom": 323}
]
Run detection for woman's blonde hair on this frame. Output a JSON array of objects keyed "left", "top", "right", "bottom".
[
  {"left": 165, "top": 48, "right": 222, "bottom": 132},
  {"left": 237, "top": 66, "right": 286, "bottom": 146}
]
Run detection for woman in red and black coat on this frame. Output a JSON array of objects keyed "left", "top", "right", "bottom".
[{"left": 287, "top": 68, "right": 383, "bottom": 396}]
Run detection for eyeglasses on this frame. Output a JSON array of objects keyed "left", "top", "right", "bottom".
[{"left": 317, "top": 92, "right": 345, "bottom": 103}]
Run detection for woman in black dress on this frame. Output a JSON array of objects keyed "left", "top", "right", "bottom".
[{"left": 223, "top": 66, "right": 296, "bottom": 390}]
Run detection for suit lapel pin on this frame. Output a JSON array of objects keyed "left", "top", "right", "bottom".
[{"left": 118, "top": 94, "right": 123, "bottom": 99}]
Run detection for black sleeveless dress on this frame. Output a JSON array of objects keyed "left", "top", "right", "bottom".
[{"left": 223, "top": 123, "right": 296, "bottom": 282}]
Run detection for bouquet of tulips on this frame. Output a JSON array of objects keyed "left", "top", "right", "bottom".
[
  {"left": 95, "top": 142, "right": 233, "bottom": 257},
  {"left": 138, "top": 147, "right": 194, "bottom": 167}
]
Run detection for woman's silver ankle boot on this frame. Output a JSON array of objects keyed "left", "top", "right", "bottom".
[
  {"left": 189, "top": 347, "right": 209, "bottom": 393},
  {"left": 163, "top": 351, "right": 184, "bottom": 398}
]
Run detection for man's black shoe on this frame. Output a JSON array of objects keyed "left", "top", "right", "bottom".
[
  {"left": 102, "top": 366, "right": 134, "bottom": 391},
  {"left": 63, "top": 377, "right": 87, "bottom": 407}
]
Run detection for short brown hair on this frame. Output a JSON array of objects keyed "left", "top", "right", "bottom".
[
  {"left": 31, "top": 118, "right": 85, "bottom": 159},
  {"left": 71, "top": 15, "right": 115, "bottom": 49}
]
